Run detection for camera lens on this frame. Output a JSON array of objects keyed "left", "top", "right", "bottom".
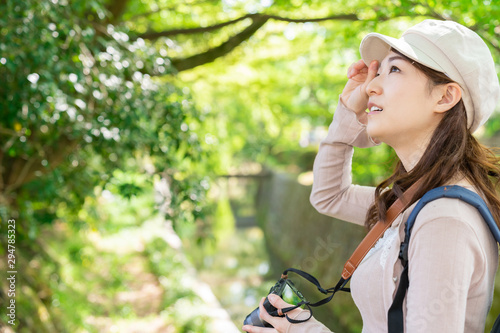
[{"left": 243, "top": 307, "right": 273, "bottom": 327}]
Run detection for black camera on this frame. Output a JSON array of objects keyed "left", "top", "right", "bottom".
[
  {"left": 243, "top": 276, "right": 306, "bottom": 328},
  {"left": 243, "top": 268, "right": 350, "bottom": 329}
]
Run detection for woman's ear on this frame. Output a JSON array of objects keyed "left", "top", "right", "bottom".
[{"left": 434, "top": 83, "right": 462, "bottom": 113}]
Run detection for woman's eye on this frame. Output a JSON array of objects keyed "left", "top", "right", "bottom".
[{"left": 389, "top": 66, "right": 401, "bottom": 73}]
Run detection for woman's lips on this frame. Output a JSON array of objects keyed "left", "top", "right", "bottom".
[{"left": 367, "top": 105, "right": 383, "bottom": 115}]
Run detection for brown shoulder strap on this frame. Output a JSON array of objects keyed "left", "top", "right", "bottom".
[{"left": 341, "top": 181, "right": 421, "bottom": 280}]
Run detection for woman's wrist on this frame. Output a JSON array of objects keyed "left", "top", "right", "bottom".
[{"left": 339, "top": 95, "right": 368, "bottom": 126}]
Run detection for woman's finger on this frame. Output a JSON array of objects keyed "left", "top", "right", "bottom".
[
  {"left": 361, "top": 60, "right": 379, "bottom": 90},
  {"left": 259, "top": 294, "right": 300, "bottom": 332},
  {"left": 352, "top": 59, "right": 367, "bottom": 70},
  {"left": 347, "top": 59, "right": 368, "bottom": 79},
  {"left": 259, "top": 296, "right": 290, "bottom": 331},
  {"left": 258, "top": 297, "right": 276, "bottom": 325},
  {"left": 242, "top": 298, "right": 280, "bottom": 332},
  {"left": 366, "top": 60, "right": 379, "bottom": 81},
  {"left": 266, "top": 294, "right": 295, "bottom": 310}
]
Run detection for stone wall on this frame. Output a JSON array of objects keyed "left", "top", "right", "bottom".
[{"left": 256, "top": 172, "right": 366, "bottom": 332}]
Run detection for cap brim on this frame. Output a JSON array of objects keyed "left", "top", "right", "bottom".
[{"left": 359, "top": 33, "right": 444, "bottom": 73}]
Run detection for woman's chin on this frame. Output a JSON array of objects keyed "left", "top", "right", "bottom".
[
  {"left": 366, "top": 126, "right": 379, "bottom": 139},
  {"left": 365, "top": 126, "right": 384, "bottom": 145}
]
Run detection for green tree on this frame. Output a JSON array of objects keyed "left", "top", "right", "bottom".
[
  {"left": 137, "top": 0, "right": 499, "bottom": 182},
  {"left": 0, "top": 0, "right": 209, "bottom": 330},
  {"left": 117, "top": 0, "right": 500, "bottom": 180},
  {"left": 2, "top": 0, "right": 500, "bottom": 330}
]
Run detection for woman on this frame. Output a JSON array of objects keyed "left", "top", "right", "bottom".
[{"left": 243, "top": 19, "right": 500, "bottom": 332}]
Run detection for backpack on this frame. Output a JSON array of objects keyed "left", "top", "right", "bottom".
[{"left": 388, "top": 185, "right": 500, "bottom": 332}]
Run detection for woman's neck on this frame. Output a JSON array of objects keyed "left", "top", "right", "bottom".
[
  {"left": 397, "top": 150, "right": 423, "bottom": 172},
  {"left": 391, "top": 129, "right": 436, "bottom": 172},
  {"left": 395, "top": 142, "right": 429, "bottom": 172}
]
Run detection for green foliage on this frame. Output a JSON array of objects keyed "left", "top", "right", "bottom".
[
  {"left": 0, "top": 178, "right": 211, "bottom": 332},
  {"left": 0, "top": 0, "right": 210, "bottom": 330},
  {"left": 144, "top": 237, "right": 209, "bottom": 331},
  {"left": 185, "top": 224, "right": 274, "bottom": 328},
  {"left": 213, "top": 195, "right": 236, "bottom": 241},
  {"left": 172, "top": 12, "right": 409, "bottom": 181},
  {"left": 1, "top": 0, "right": 210, "bottom": 228},
  {"left": 3, "top": 0, "right": 500, "bottom": 331},
  {"left": 155, "top": 0, "right": 500, "bottom": 183}
]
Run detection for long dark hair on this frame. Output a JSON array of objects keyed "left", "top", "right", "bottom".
[{"left": 365, "top": 48, "right": 500, "bottom": 229}]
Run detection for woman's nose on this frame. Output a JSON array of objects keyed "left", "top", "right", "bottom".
[{"left": 365, "top": 75, "right": 382, "bottom": 96}]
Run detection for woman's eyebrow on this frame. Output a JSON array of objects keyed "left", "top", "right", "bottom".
[{"left": 387, "top": 55, "right": 410, "bottom": 63}]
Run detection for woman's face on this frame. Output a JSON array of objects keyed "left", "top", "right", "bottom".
[{"left": 364, "top": 51, "right": 444, "bottom": 151}]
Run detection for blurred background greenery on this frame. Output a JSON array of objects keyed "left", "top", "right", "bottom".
[{"left": 1, "top": 0, "right": 500, "bottom": 332}]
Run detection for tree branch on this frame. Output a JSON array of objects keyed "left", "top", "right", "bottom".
[
  {"left": 105, "top": 0, "right": 130, "bottom": 24},
  {"left": 156, "top": 13, "right": 360, "bottom": 72},
  {"left": 136, "top": 13, "right": 256, "bottom": 40},
  {"left": 265, "top": 13, "right": 359, "bottom": 23},
  {"left": 5, "top": 155, "right": 37, "bottom": 194},
  {"left": 169, "top": 15, "right": 270, "bottom": 72},
  {"left": 138, "top": 13, "right": 359, "bottom": 40},
  {"left": 0, "top": 126, "right": 18, "bottom": 136},
  {"left": 4, "top": 136, "right": 78, "bottom": 194}
]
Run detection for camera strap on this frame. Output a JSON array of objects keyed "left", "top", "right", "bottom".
[
  {"left": 278, "top": 180, "right": 421, "bottom": 324},
  {"left": 340, "top": 179, "right": 421, "bottom": 280},
  {"left": 277, "top": 268, "right": 351, "bottom": 324}
]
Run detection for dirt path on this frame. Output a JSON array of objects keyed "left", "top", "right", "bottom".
[{"left": 85, "top": 216, "right": 240, "bottom": 333}]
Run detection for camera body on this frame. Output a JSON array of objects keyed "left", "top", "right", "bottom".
[
  {"left": 243, "top": 278, "right": 287, "bottom": 327},
  {"left": 244, "top": 276, "right": 309, "bottom": 328},
  {"left": 244, "top": 268, "right": 343, "bottom": 328}
]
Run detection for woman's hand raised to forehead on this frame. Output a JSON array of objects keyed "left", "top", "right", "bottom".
[{"left": 340, "top": 60, "right": 378, "bottom": 124}]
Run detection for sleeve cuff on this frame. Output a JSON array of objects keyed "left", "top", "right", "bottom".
[
  {"left": 286, "top": 310, "right": 333, "bottom": 333},
  {"left": 324, "top": 99, "right": 379, "bottom": 148}
]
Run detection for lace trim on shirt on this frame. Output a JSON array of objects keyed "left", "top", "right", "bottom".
[{"left": 362, "top": 226, "right": 398, "bottom": 269}]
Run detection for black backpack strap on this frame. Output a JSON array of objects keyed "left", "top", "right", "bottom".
[
  {"left": 387, "top": 263, "right": 409, "bottom": 333},
  {"left": 388, "top": 185, "right": 500, "bottom": 333},
  {"left": 492, "top": 314, "right": 500, "bottom": 333}
]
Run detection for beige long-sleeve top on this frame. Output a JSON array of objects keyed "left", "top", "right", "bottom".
[{"left": 287, "top": 100, "right": 498, "bottom": 333}]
